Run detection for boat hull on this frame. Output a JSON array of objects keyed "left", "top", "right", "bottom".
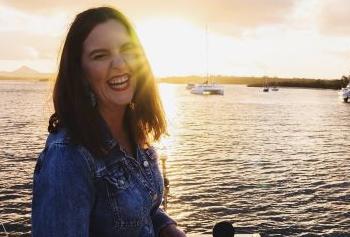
[
  {"left": 338, "top": 88, "right": 350, "bottom": 102},
  {"left": 191, "top": 84, "right": 224, "bottom": 95}
]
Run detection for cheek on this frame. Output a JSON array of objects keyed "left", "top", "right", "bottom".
[
  {"left": 85, "top": 63, "right": 108, "bottom": 84},
  {"left": 132, "top": 76, "right": 137, "bottom": 88}
]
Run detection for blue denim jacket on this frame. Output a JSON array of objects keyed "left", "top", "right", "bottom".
[{"left": 31, "top": 120, "right": 176, "bottom": 237}]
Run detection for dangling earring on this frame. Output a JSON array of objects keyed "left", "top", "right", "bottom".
[
  {"left": 129, "top": 101, "right": 135, "bottom": 110},
  {"left": 90, "top": 91, "right": 97, "bottom": 107},
  {"left": 82, "top": 79, "right": 96, "bottom": 108}
]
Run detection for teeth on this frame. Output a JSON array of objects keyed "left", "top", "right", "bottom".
[
  {"left": 110, "top": 83, "right": 128, "bottom": 89},
  {"left": 109, "top": 75, "right": 129, "bottom": 85}
]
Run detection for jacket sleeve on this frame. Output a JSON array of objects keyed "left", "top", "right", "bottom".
[
  {"left": 151, "top": 207, "right": 177, "bottom": 237},
  {"left": 31, "top": 143, "right": 95, "bottom": 237}
]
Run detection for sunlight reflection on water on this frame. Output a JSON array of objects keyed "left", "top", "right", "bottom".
[{"left": 0, "top": 81, "right": 349, "bottom": 236}]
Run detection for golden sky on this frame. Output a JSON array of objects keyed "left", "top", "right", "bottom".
[{"left": 0, "top": 0, "right": 350, "bottom": 79}]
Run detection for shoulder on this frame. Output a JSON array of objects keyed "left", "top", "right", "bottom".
[
  {"left": 143, "top": 145, "right": 161, "bottom": 161},
  {"left": 142, "top": 146, "right": 167, "bottom": 162},
  {"left": 45, "top": 128, "right": 71, "bottom": 146},
  {"left": 38, "top": 129, "right": 95, "bottom": 177}
]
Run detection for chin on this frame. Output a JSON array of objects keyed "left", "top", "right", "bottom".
[{"left": 112, "top": 98, "right": 133, "bottom": 107}]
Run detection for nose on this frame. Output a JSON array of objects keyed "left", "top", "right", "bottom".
[{"left": 111, "top": 53, "right": 127, "bottom": 69}]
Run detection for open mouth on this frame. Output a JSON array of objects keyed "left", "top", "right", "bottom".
[{"left": 107, "top": 74, "right": 130, "bottom": 91}]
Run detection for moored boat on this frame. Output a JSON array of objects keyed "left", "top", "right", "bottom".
[
  {"left": 339, "top": 83, "right": 350, "bottom": 102},
  {"left": 191, "top": 82, "right": 224, "bottom": 95}
]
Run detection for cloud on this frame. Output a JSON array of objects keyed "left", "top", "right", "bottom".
[
  {"left": 0, "top": 0, "right": 297, "bottom": 34},
  {"left": 5, "top": 0, "right": 349, "bottom": 78},
  {"left": 120, "top": 0, "right": 298, "bottom": 37},
  {"left": 318, "top": 0, "right": 350, "bottom": 36},
  {"left": 0, "top": 5, "right": 68, "bottom": 61},
  {"left": 188, "top": 0, "right": 296, "bottom": 27},
  {"left": 0, "top": 0, "right": 90, "bottom": 14},
  {"left": 0, "top": 31, "right": 60, "bottom": 60}
]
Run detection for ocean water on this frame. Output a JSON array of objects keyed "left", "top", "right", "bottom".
[{"left": 0, "top": 81, "right": 349, "bottom": 236}]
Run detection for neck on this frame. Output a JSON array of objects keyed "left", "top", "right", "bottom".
[{"left": 98, "top": 104, "right": 127, "bottom": 141}]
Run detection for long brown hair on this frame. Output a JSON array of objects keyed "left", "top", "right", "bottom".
[{"left": 49, "top": 6, "right": 167, "bottom": 157}]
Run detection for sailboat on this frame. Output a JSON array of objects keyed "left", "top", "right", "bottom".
[
  {"left": 191, "top": 25, "right": 224, "bottom": 95},
  {"left": 339, "top": 82, "right": 350, "bottom": 102},
  {"left": 271, "top": 86, "right": 279, "bottom": 91},
  {"left": 263, "top": 77, "right": 269, "bottom": 92},
  {"left": 263, "top": 85, "right": 269, "bottom": 92},
  {"left": 191, "top": 80, "right": 224, "bottom": 95},
  {"left": 271, "top": 81, "right": 279, "bottom": 91}
]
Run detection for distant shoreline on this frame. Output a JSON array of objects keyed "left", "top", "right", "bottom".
[
  {"left": 0, "top": 76, "right": 50, "bottom": 82},
  {"left": 1, "top": 75, "right": 347, "bottom": 90},
  {"left": 159, "top": 76, "right": 347, "bottom": 90}
]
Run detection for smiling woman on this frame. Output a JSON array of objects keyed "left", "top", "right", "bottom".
[
  {"left": 82, "top": 20, "right": 138, "bottom": 112},
  {"left": 31, "top": 6, "right": 186, "bottom": 237}
]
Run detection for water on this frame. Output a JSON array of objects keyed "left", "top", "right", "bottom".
[
  {"left": 0, "top": 81, "right": 349, "bottom": 236},
  {"left": 0, "top": 80, "right": 50, "bottom": 236}
]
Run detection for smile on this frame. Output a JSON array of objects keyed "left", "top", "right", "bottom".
[{"left": 107, "top": 74, "right": 130, "bottom": 91}]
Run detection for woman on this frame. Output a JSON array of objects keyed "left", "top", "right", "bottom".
[{"left": 31, "top": 6, "right": 186, "bottom": 237}]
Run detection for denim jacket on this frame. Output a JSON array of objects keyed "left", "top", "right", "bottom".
[{"left": 31, "top": 119, "right": 176, "bottom": 237}]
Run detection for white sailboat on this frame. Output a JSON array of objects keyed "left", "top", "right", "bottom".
[
  {"left": 339, "top": 82, "right": 350, "bottom": 102},
  {"left": 191, "top": 25, "right": 224, "bottom": 95},
  {"left": 191, "top": 81, "right": 224, "bottom": 95}
]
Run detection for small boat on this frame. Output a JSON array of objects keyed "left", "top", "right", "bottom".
[
  {"left": 263, "top": 86, "right": 269, "bottom": 92},
  {"left": 262, "top": 77, "right": 269, "bottom": 92},
  {"left": 271, "top": 86, "right": 279, "bottom": 91},
  {"left": 191, "top": 81, "right": 224, "bottom": 95},
  {"left": 339, "top": 83, "right": 350, "bottom": 102},
  {"left": 271, "top": 81, "right": 279, "bottom": 91}
]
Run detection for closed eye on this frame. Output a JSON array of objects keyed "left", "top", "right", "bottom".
[
  {"left": 121, "top": 46, "right": 141, "bottom": 59},
  {"left": 120, "top": 42, "right": 137, "bottom": 52},
  {"left": 89, "top": 49, "right": 109, "bottom": 60},
  {"left": 120, "top": 42, "right": 141, "bottom": 56},
  {"left": 93, "top": 53, "right": 108, "bottom": 60}
]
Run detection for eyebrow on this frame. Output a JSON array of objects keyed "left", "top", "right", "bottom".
[{"left": 88, "top": 42, "right": 137, "bottom": 57}]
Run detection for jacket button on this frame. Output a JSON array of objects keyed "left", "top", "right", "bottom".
[
  {"left": 118, "top": 179, "right": 125, "bottom": 186},
  {"left": 152, "top": 193, "right": 158, "bottom": 201},
  {"left": 143, "top": 160, "right": 149, "bottom": 167}
]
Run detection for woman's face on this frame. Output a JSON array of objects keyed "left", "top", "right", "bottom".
[{"left": 82, "top": 19, "right": 140, "bottom": 110}]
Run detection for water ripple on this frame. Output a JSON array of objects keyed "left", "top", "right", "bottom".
[{"left": 1, "top": 82, "right": 350, "bottom": 236}]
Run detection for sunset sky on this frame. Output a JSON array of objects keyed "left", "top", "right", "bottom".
[{"left": 0, "top": 0, "right": 350, "bottom": 79}]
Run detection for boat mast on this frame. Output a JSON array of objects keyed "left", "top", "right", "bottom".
[{"left": 205, "top": 24, "right": 209, "bottom": 83}]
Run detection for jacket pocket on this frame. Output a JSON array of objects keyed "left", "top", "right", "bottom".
[
  {"left": 103, "top": 165, "right": 145, "bottom": 229},
  {"left": 104, "top": 166, "right": 131, "bottom": 191}
]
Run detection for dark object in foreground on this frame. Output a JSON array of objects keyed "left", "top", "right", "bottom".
[{"left": 213, "top": 221, "right": 235, "bottom": 237}]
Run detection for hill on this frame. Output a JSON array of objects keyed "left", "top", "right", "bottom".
[{"left": 0, "top": 66, "right": 53, "bottom": 80}]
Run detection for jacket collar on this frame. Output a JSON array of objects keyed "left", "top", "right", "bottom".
[
  {"left": 97, "top": 112, "right": 118, "bottom": 153},
  {"left": 97, "top": 112, "right": 140, "bottom": 159}
]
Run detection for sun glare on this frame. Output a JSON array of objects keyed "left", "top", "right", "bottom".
[
  {"left": 136, "top": 19, "right": 207, "bottom": 77},
  {"left": 135, "top": 18, "right": 269, "bottom": 77},
  {"left": 155, "top": 83, "right": 179, "bottom": 154}
]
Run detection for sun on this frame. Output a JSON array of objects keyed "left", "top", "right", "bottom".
[{"left": 135, "top": 18, "right": 207, "bottom": 77}]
